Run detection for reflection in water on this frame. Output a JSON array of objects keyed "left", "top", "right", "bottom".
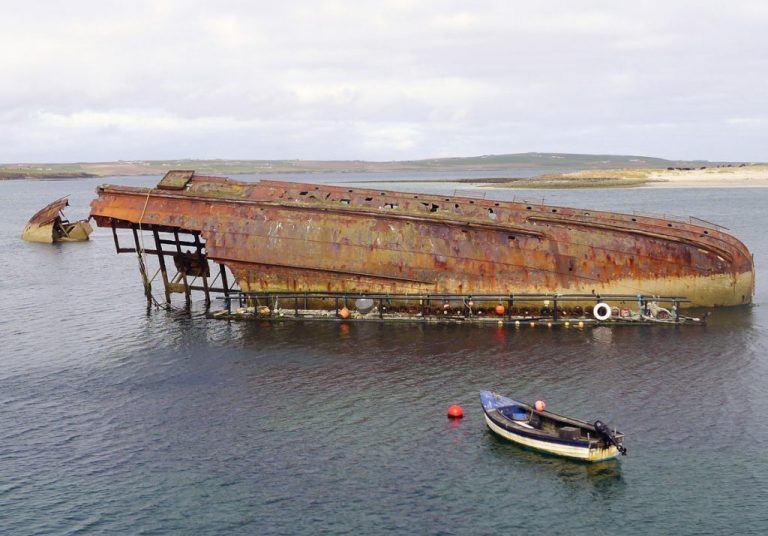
[
  {"left": 591, "top": 326, "right": 613, "bottom": 346},
  {"left": 338, "top": 322, "right": 351, "bottom": 338},
  {"left": 486, "top": 431, "right": 625, "bottom": 498},
  {"left": 559, "top": 462, "right": 626, "bottom": 500}
]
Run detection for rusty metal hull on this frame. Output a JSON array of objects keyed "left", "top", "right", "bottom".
[
  {"left": 22, "top": 197, "right": 93, "bottom": 243},
  {"left": 89, "top": 173, "right": 755, "bottom": 308}
]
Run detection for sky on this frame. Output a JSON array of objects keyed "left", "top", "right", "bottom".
[{"left": 1, "top": 0, "right": 767, "bottom": 163}]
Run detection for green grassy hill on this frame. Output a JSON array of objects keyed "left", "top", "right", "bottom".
[{"left": 0, "top": 153, "right": 747, "bottom": 179}]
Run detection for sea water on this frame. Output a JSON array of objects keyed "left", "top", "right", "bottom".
[{"left": 1, "top": 175, "right": 766, "bottom": 534}]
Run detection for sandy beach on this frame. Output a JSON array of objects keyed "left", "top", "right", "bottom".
[
  {"left": 643, "top": 165, "right": 768, "bottom": 188},
  {"left": 484, "top": 164, "right": 768, "bottom": 189}
]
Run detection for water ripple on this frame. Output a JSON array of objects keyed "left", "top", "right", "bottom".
[{"left": 2, "top": 180, "right": 768, "bottom": 534}]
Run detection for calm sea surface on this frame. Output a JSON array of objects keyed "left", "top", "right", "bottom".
[{"left": 1, "top": 173, "right": 767, "bottom": 535}]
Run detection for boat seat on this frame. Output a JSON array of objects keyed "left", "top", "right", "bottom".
[
  {"left": 498, "top": 405, "right": 542, "bottom": 428},
  {"left": 513, "top": 420, "right": 534, "bottom": 429},
  {"left": 499, "top": 405, "right": 531, "bottom": 421}
]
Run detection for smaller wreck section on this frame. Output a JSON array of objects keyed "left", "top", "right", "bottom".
[{"left": 21, "top": 197, "right": 93, "bottom": 243}]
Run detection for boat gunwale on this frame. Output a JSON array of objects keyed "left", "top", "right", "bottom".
[
  {"left": 93, "top": 181, "right": 751, "bottom": 259},
  {"left": 92, "top": 185, "right": 547, "bottom": 238},
  {"left": 94, "top": 179, "right": 712, "bottom": 229}
]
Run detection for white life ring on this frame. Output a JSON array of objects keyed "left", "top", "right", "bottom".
[{"left": 593, "top": 303, "right": 612, "bottom": 321}]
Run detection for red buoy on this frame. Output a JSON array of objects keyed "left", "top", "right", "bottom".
[
  {"left": 495, "top": 304, "right": 506, "bottom": 316},
  {"left": 534, "top": 400, "right": 546, "bottom": 412},
  {"left": 447, "top": 404, "right": 464, "bottom": 419}
]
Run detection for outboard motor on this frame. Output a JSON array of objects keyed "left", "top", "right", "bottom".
[{"left": 594, "top": 420, "right": 627, "bottom": 455}]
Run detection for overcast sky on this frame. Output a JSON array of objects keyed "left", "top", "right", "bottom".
[{"left": 2, "top": 1, "right": 766, "bottom": 163}]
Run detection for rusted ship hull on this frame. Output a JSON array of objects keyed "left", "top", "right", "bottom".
[
  {"left": 89, "top": 171, "right": 754, "bottom": 308},
  {"left": 22, "top": 197, "right": 93, "bottom": 243}
]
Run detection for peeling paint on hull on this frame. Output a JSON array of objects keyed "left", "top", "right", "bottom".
[{"left": 89, "top": 172, "right": 755, "bottom": 308}]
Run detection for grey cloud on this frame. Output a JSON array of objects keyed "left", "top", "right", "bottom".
[{"left": 1, "top": 0, "right": 766, "bottom": 162}]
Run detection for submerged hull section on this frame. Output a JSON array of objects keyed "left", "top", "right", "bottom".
[
  {"left": 89, "top": 172, "right": 754, "bottom": 308},
  {"left": 22, "top": 197, "right": 93, "bottom": 243}
]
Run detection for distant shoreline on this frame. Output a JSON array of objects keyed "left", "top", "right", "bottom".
[
  {"left": 0, "top": 171, "right": 96, "bottom": 180},
  {"left": 2, "top": 156, "right": 766, "bottom": 188}
]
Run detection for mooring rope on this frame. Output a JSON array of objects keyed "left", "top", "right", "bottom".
[
  {"left": 137, "top": 187, "right": 153, "bottom": 259},
  {"left": 131, "top": 188, "right": 154, "bottom": 305},
  {"left": 135, "top": 188, "right": 180, "bottom": 311}
]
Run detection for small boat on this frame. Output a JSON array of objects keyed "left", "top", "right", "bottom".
[
  {"left": 21, "top": 197, "right": 93, "bottom": 243},
  {"left": 480, "top": 390, "right": 626, "bottom": 462}
]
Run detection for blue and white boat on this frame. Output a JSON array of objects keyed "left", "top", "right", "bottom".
[{"left": 480, "top": 390, "right": 627, "bottom": 462}]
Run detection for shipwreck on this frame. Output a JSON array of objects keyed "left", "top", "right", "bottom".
[
  {"left": 88, "top": 170, "right": 754, "bottom": 314},
  {"left": 22, "top": 197, "right": 93, "bottom": 243}
]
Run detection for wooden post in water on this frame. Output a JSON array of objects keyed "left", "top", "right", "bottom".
[
  {"left": 152, "top": 229, "right": 172, "bottom": 304},
  {"left": 194, "top": 232, "right": 211, "bottom": 307},
  {"left": 173, "top": 230, "right": 191, "bottom": 307}
]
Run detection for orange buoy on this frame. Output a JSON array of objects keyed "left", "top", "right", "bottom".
[
  {"left": 447, "top": 404, "right": 464, "bottom": 419},
  {"left": 534, "top": 400, "right": 546, "bottom": 412},
  {"left": 495, "top": 304, "right": 506, "bottom": 316},
  {"left": 339, "top": 307, "right": 350, "bottom": 319}
]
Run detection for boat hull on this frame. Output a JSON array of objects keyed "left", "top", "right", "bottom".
[
  {"left": 483, "top": 414, "right": 621, "bottom": 462},
  {"left": 89, "top": 172, "right": 755, "bottom": 307},
  {"left": 479, "top": 390, "right": 624, "bottom": 462}
]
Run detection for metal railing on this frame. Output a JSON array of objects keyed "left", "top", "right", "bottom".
[{"left": 219, "top": 291, "right": 691, "bottom": 323}]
